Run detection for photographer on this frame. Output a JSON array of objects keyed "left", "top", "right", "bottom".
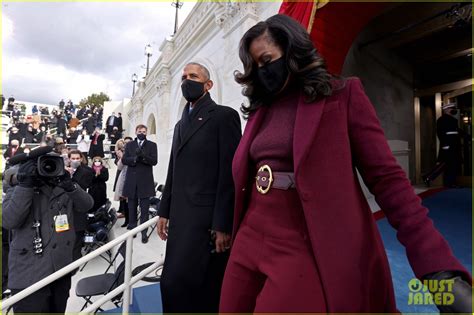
[{"left": 2, "top": 147, "right": 94, "bottom": 313}]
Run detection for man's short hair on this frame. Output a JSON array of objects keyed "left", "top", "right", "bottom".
[
  {"left": 186, "top": 62, "right": 210, "bottom": 80},
  {"left": 135, "top": 124, "right": 147, "bottom": 131},
  {"left": 69, "top": 149, "right": 82, "bottom": 158}
]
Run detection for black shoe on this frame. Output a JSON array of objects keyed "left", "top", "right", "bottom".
[
  {"left": 141, "top": 234, "right": 148, "bottom": 244},
  {"left": 127, "top": 225, "right": 136, "bottom": 230},
  {"left": 121, "top": 222, "right": 128, "bottom": 228}
]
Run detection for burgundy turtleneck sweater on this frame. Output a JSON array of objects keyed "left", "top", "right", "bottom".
[{"left": 249, "top": 86, "right": 300, "bottom": 172}]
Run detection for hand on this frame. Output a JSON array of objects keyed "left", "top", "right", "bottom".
[
  {"left": 17, "top": 159, "right": 38, "bottom": 188},
  {"left": 58, "top": 176, "right": 77, "bottom": 192},
  {"left": 424, "top": 271, "right": 472, "bottom": 313},
  {"left": 214, "top": 231, "right": 231, "bottom": 253},
  {"left": 135, "top": 148, "right": 144, "bottom": 157},
  {"left": 157, "top": 217, "right": 169, "bottom": 241}
]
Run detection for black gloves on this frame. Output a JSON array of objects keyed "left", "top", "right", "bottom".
[
  {"left": 135, "top": 148, "right": 146, "bottom": 164},
  {"left": 424, "top": 271, "right": 472, "bottom": 313},
  {"left": 17, "top": 160, "right": 39, "bottom": 188},
  {"left": 58, "top": 175, "right": 77, "bottom": 192},
  {"left": 135, "top": 148, "right": 144, "bottom": 157}
]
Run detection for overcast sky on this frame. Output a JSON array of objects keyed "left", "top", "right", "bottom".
[{"left": 2, "top": 1, "right": 195, "bottom": 105}]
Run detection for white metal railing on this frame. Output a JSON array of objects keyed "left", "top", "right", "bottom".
[{"left": 1, "top": 216, "right": 162, "bottom": 314}]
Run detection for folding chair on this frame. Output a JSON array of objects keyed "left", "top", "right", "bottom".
[{"left": 76, "top": 259, "right": 125, "bottom": 312}]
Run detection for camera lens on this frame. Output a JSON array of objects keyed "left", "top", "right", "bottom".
[
  {"left": 40, "top": 159, "right": 57, "bottom": 175},
  {"left": 37, "top": 155, "right": 65, "bottom": 178}
]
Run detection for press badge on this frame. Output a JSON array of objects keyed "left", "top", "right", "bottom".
[{"left": 54, "top": 214, "right": 70, "bottom": 232}]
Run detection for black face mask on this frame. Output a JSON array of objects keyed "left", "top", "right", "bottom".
[
  {"left": 137, "top": 133, "right": 146, "bottom": 141},
  {"left": 257, "top": 57, "right": 289, "bottom": 95},
  {"left": 181, "top": 79, "right": 205, "bottom": 103}
]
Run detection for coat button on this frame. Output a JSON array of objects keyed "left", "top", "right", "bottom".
[
  {"left": 241, "top": 187, "right": 246, "bottom": 192},
  {"left": 52, "top": 244, "right": 57, "bottom": 249}
]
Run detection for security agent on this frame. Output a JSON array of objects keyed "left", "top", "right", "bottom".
[{"left": 2, "top": 147, "right": 93, "bottom": 313}]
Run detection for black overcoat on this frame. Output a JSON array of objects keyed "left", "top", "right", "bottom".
[
  {"left": 72, "top": 165, "right": 95, "bottom": 231},
  {"left": 89, "top": 167, "right": 109, "bottom": 212},
  {"left": 158, "top": 93, "right": 241, "bottom": 312},
  {"left": 121, "top": 139, "right": 157, "bottom": 198}
]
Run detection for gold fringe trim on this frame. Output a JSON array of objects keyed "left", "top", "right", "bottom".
[{"left": 307, "top": 0, "right": 330, "bottom": 33}]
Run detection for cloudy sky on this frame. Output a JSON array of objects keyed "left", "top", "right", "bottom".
[{"left": 2, "top": 1, "right": 195, "bottom": 105}]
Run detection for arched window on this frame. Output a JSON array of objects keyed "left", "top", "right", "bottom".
[{"left": 147, "top": 114, "right": 156, "bottom": 135}]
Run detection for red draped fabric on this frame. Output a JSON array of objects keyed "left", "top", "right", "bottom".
[
  {"left": 279, "top": 1, "right": 388, "bottom": 75},
  {"left": 278, "top": 0, "right": 316, "bottom": 32}
]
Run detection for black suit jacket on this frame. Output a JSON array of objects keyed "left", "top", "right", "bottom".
[
  {"left": 72, "top": 165, "right": 94, "bottom": 231},
  {"left": 122, "top": 138, "right": 158, "bottom": 198}
]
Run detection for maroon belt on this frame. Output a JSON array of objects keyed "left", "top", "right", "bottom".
[{"left": 255, "top": 165, "right": 296, "bottom": 194}]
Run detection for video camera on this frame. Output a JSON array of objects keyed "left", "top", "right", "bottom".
[{"left": 8, "top": 146, "right": 65, "bottom": 183}]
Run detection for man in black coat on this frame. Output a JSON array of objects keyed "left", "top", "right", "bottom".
[
  {"left": 116, "top": 113, "right": 123, "bottom": 134},
  {"left": 56, "top": 113, "right": 67, "bottom": 137},
  {"left": 157, "top": 62, "right": 241, "bottom": 312},
  {"left": 105, "top": 112, "right": 117, "bottom": 137},
  {"left": 122, "top": 124, "right": 157, "bottom": 243},
  {"left": 423, "top": 103, "right": 463, "bottom": 187},
  {"left": 67, "top": 150, "right": 95, "bottom": 261}
]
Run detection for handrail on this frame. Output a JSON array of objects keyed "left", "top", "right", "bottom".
[{"left": 1, "top": 216, "right": 161, "bottom": 313}]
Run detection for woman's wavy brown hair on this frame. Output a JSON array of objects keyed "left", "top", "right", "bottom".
[{"left": 235, "top": 14, "right": 334, "bottom": 118}]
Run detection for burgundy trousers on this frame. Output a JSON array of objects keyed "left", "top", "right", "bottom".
[{"left": 220, "top": 186, "right": 327, "bottom": 312}]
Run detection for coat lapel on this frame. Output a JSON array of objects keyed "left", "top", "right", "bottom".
[
  {"left": 232, "top": 107, "right": 267, "bottom": 200},
  {"left": 177, "top": 100, "right": 213, "bottom": 153},
  {"left": 293, "top": 95, "right": 326, "bottom": 179}
]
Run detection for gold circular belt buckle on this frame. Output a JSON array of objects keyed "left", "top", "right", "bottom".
[{"left": 255, "top": 164, "right": 273, "bottom": 195}]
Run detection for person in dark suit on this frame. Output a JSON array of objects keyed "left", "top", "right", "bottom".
[
  {"left": 122, "top": 124, "right": 157, "bottom": 243},
  {"left": 423, "top": 103, "right": 462, "bottom": 188},
  {"left": 105, "top": 112, "right": 117, "bottom": 137},
  {"left": 157, "top": 62, "right": 242, "bottom": 313},
  {"left": 67, "top": 150, "right": 95, "bottom": 261},
  {"left": 116, "top": 113, "right": 123, "bottom": 134},
  {"left": 56, "top": 113, "right": 67, "bottom": 138},
  {"left": 88, "top": 128, "right": 105, "bottom": 159},
  {"left": 85, "top": 113, "right": 96, "bottom": 135}
]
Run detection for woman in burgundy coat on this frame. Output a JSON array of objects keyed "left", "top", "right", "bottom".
[{"left": 219, "top": 14, "right": 471, "bottom": 313}]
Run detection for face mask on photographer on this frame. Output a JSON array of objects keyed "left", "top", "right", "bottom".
[{"left": 257, "top": 56, "right": 289, "bottom": 95}]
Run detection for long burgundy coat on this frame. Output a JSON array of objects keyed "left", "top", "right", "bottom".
[{"left": 231, "top": 78, "right": 470, "bottom": 312}]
